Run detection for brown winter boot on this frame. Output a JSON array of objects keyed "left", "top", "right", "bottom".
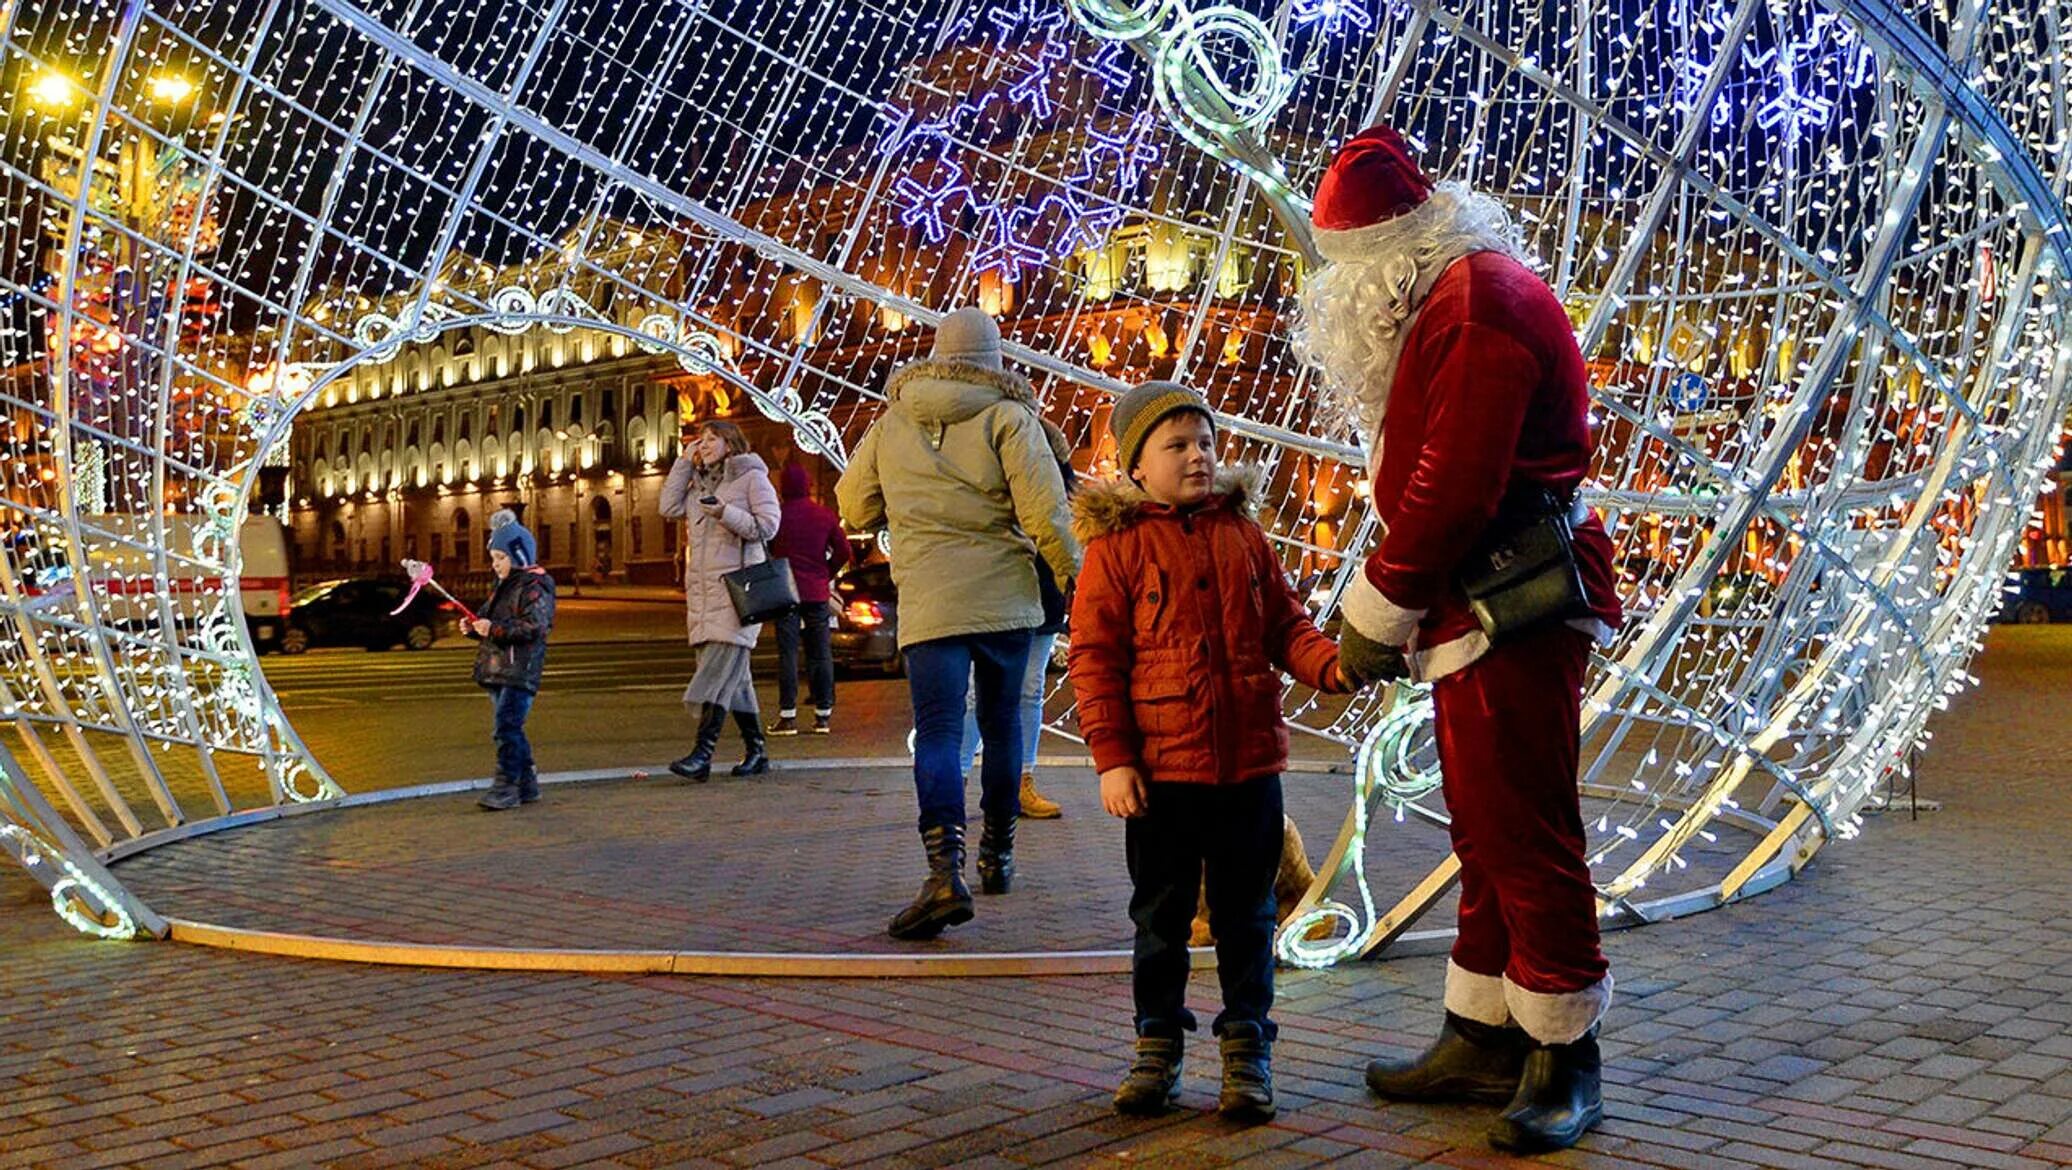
[{"left": 1018, "top": 772, "right": 1062, "bottom": 819}]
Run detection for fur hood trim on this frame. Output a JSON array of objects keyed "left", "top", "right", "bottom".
[
  {"left": 720, "top": 451, "right": 769, "bottom": 482},
  {"left": 885, "top": 359, "right": 1034, "bottom": 405},
  {"left": 1072, "top": 465, "right": 1264, "bottom": 545}
]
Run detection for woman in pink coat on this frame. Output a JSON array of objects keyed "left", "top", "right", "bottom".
[{"left": 659, "top": 420, "right": 782, "bottom": 780}]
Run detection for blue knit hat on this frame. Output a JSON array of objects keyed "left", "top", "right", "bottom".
[{"left": 486, "top": 508, "right": 536, "bottom": 568}]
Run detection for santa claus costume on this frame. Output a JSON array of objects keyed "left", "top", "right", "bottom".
[{"left": 1296, "top": 124, "right": 1624, "bottom": 1153}]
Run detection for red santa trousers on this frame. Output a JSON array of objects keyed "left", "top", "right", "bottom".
[{"left": 1431, "top": 622, "right": 1612, "bottom": 1044}]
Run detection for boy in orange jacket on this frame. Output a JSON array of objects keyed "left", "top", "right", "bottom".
[{"left": 1068, "top": 381, "right": 1347, "bottom": 1120}]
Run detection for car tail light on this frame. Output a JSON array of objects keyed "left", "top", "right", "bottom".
[
  {"left": 277, "top": 583, "right": 291, "bottom": 614},
  {"left": 846, "top": 599, "right": 885, "bottom": 628}
]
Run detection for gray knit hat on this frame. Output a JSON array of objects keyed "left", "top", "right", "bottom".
[
  {"left": 1110, "top": 380, "right": 1215, "bottom": 474},
  {"left": 930, "top": 306, "right": 1004, "bottom": 370}
]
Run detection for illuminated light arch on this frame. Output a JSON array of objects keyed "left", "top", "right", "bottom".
[{"left": 0, "top": 0, "right": 2066, "bottom": 974}]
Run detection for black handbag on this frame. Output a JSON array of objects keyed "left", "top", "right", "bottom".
[
  {"left": 723, "top": 537, "right": 798, "bottom": 625},
  {"left": 1456, "top": 486, "right": 1591, "bottom": 643}
]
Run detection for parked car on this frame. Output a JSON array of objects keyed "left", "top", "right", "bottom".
[
  {"left": 1993, "top": 567, "right": 2072, "bottom": 624},
  {"left": 280, "top": 576, "right": 456, "bottom": 654},
  {"left": 830, "top": 561, "right": 902, "bottom": 676}
]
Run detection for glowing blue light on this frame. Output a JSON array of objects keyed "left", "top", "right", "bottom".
[
  {"left": 970, "top": 204, "right": 1047, "bottom": 279},
  {"left": 1076, "top": 41, "right": 1136, "bottom": 89},
  {"left": 1077, "top": 112, "right": 1164, "bottom": 190},
  {"left": 984, "top": 0, "right": 1066, "bottom": 46},
  {"left": 895, "top": 172, "right": 972, "bottom": 245},
  {"left": 1007, "top": 40, "right": 1069, "bottom": 119}
]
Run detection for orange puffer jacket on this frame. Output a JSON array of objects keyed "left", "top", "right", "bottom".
[{"left": 1067, "top": 467, "right": 1342, "bottom": 785}]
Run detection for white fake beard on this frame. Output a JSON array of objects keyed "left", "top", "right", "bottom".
[{"left": 1293, "top": 182, "right": 1534, "bottom": 448}]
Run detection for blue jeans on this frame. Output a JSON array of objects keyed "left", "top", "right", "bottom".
[
  {"left": 905, "top": 631, "right": 1032, "bottom": 832},
  {"left": 489, "top": 686, "right": 536, "bottom": 781},
  {"left": 959, "top": 631, "right": 1055, "bottom": 776}
]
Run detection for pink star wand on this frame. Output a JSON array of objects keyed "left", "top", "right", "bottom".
[{"left": 394, "top": 558, "right": 479, "bottom": 623}]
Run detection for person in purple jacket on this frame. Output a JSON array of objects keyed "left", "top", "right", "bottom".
[{"left": 767, "top": 461, "right": 851, "bottom": 735}]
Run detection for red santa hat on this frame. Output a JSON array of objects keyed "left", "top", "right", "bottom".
[{"left": 1309, "top": 125, "right": 1438, "bottom": 259}]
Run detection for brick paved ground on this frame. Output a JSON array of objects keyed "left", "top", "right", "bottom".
[
  {"left": 106, "top": 765, "right": 1461, "bottom": 954},
  {"left": 4, "top": 627, "right": 2072, "bottom": 1168}
]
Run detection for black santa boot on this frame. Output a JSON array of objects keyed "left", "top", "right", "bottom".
[
  {"left": 887, "top": 824, "right": 974, "bottom": 940},
  {"left": 1489, "top": 1028, "right": 1603, "bottom": 1153},
  {"left": 731, "top": 710, "right": 770, "bottom": 776},
  {"left": 1365, "top": 1011, "right": 1531, "bottom": 1103},
  {"left": 669, "top": 704, "right": 727, "bottom": 781}
]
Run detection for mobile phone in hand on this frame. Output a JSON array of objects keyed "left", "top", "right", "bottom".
[{"left": 699, "top": 495, "right": 719, "bottom": 505}]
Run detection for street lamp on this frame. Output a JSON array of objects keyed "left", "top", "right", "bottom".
[
  {"left": 26, "top": 69, "right": 81, "bottom": 111},
  {"left": 144, "top": 74, "right": 194, "bottom": 105}
]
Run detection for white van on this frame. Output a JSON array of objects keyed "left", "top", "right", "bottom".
[
  {"left": 25, "top": 512, "right": 295, "bottom": 652},
  {"left": 238, "top": 515, "right": 292, "bottom": 651}
]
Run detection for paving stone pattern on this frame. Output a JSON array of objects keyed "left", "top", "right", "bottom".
[{"left": 4, "top": 627, "right": 2072, "bottom": 1167}]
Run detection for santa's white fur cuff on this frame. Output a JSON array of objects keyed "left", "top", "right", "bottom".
[
  {"left": 1444, "top": 959, "right": 1510, "bottom": 1027},
  {"left": 1340, "top": 571, "right": 1424, "bottom": 647},
  {"left": 1504, "top": 973, "right": 1613, "bottom": 1045}
]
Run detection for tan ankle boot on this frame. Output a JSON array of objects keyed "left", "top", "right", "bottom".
[{"left": 1018, "top": 772, "right": 1062, "bottom": 819}]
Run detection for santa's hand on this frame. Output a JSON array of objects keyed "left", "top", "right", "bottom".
[{"left": 1337, "top": 626, "right": 1408, "bottom": 688}]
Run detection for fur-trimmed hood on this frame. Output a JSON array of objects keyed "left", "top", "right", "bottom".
[
  {"left": 718, "top": 450, "right": 768, "bottom": 482},
  {"left": 885, "top": 358, "right": 1035, "bottom": 427},
  {"left": 1072, "top": 465, "right": 1264, "bottom": 545}
]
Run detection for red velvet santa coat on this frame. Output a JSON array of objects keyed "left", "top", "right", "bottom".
[
  {"left": 1340, "top": 251, "right": 1623, "bottom": 677},
  {"left": 1069, "top": 467, "right": 1342, "bottom": 784}
]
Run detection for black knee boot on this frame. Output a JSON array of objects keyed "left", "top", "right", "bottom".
[
  {"left": 731, "top": 710, "right": 769, "bottom": 776},
  {"left": 976, "top": 810, "right": 1016, "bottom": 894},
  {"left": 1365, "top": 1011, "right": 1530, "bottom": 1103},
  {"left": 887, "top": 824, "right": 974, "bottom": 940},
  {"left": 669, "top": 704, "right": 727, "bottom": 781},
  {"left": 1489, "top": 1029, "right": 1602, "bottom": 1153}
]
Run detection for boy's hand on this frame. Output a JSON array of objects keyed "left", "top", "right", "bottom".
[
  {"left": 469, "top": 618, "right": 493, "bottom": 638},
  {"left": 1338, "top": 626, "right": 1408, "bottom": 687},
  {"left": 1100, "top": 765, "right": 1149, "bottom": 819}
]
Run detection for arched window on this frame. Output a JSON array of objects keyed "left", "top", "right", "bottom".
[
  {"left": 431, "top": 415, "right": 446, "bottom": 446},
  {"left": 539, "top": 399, "right": 555, "bottom": 433},
  {"left": 458, "top": 411, "right": 474, "bottom": 443}
]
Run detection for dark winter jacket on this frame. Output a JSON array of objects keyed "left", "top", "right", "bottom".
[
  {"left": 471, "top": 566, "right": 557, "bottom": 693},
  {"left": 1033, "top": 420, "right": 1077, "bottom": 636},
  {"left": 1067, "top": 467, "right": 1343, "bottom": 785},
  {"left": 769, "top": 462, "right": 850, "bottom": 605}
]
